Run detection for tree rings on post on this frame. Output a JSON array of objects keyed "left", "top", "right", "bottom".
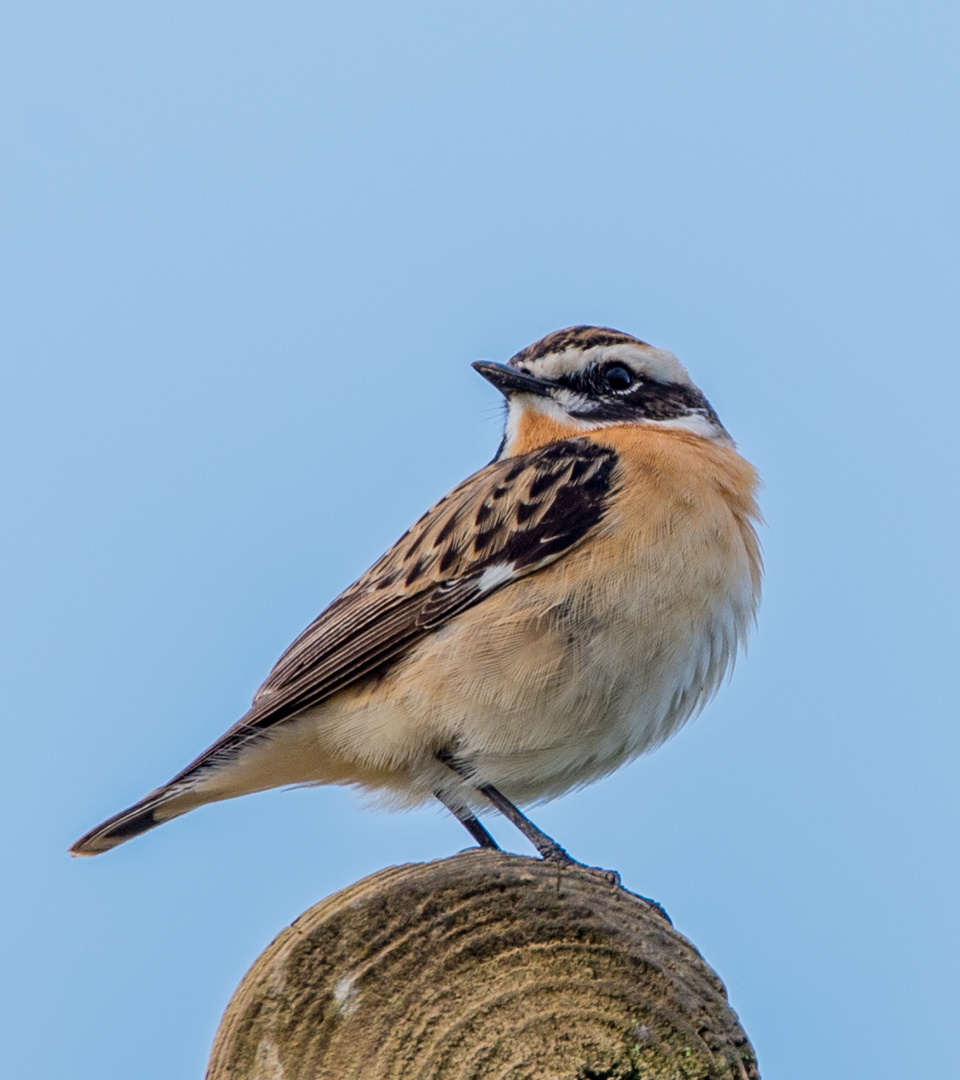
[{"left": 206, "top": 850, "right": 759, "bottom": 1079}]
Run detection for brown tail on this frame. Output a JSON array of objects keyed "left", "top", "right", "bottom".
[{"left": 69, "top": 786, "right": 194, "bottom": 856}]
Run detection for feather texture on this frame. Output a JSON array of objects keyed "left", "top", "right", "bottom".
[
  {"left": 69, "top": 324, "right": 763, "bottom": 858},
  {"left": 69, "top": 438, "right": 618, "bottom": 854}
]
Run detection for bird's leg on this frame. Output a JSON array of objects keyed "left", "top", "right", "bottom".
[
  {"left": 434, "top": 788, "right": 500, "bottom": 850},
  {"left": 473, "top": 783, "right": 573, "bottom": 863},
  {"left": 435, "top": 749, "right": 574, "bottom": 864}
]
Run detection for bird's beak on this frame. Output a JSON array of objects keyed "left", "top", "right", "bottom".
[{"left": 471, "top": 360, "right": 554, "bottom": 398}]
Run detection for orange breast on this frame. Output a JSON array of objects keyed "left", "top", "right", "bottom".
[
  {"left": 504, "top": 407, "right": 589, "bottom": 456},
  {"left": 587, "top": 424, "right": 760, "bottom": 517}
]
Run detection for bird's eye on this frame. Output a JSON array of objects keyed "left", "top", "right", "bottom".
[{"left": 602, "top": 365, "right": 634, "bottom": 391}]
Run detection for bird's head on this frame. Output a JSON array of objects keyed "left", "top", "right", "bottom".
[{"left": 473, "top": 325, "right": 729, "bottom": 457}]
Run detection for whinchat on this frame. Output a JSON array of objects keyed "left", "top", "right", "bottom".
[{"left": 71, "top": 326, "right": 762, "bottom": 862}]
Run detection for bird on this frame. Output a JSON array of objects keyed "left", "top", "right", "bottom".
[{"left": 70, "top": 325, "right": 762, "bottom": 862}]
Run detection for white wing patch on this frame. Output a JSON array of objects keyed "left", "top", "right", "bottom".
[{"left": 477, "top": 562, "right": 517, "bottom": 592}]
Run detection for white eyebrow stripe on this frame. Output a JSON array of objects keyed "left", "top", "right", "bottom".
[{"left": 530, "top": 343, "right": 693, "bottom": 386}]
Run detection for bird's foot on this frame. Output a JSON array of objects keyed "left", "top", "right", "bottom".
[{"left": 538, "top": 844, "right": 622, "bottom": 888}]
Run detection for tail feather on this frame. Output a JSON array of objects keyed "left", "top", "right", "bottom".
[{"left": 69, "top": 786, "right": 194, "bottom": 856}]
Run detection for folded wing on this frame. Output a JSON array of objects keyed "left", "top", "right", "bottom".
[{"left": 69, "top": 438, "right": 618, "bottom": 854}]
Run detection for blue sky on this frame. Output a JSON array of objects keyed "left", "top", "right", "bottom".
[{"left": 2, "top": 3, "right": 958, "bottom": 1077}]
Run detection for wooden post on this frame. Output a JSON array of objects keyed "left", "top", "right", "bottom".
[{"left": 207, "top": 850, "right": 759, "bottom": 1079}]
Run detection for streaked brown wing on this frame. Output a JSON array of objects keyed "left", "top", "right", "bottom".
[{"left": 170, "top": 437, "right": 618, "bottom": 779}]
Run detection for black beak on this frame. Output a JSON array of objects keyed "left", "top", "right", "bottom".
[{"left": 471, "top": 360, "right": 554, "bottom": 398}]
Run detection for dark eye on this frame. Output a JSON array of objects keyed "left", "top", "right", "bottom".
[{"left": 602, "top": 365, "right": 634, "bottom": 391}]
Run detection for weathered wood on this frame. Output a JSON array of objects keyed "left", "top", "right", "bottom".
[{"left": 207, "top": 850, "right": 759, "bottom": 1079}]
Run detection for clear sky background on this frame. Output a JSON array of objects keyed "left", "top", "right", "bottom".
[{"left": 3, "top": 3, "right": 958, "bottom": 1077}]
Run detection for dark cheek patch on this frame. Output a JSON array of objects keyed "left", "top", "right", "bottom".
[
  {"left": 566, "top": 377, "right": 719, "bottom": 426},
  {"left": 628, "top": 382, "right": 703, "bottom": 420}
]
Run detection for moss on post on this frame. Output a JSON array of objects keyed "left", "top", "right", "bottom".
[{"left": 206, "top": 850, "right": 759, "bottom": 1079}]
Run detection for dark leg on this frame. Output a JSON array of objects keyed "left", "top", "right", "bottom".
[
  {"left": 436, "top": 750, "right": 574, "bottom": 863},
  {"left": 434, "top": 789, "right": 500, "bottom": 850},
  {"left": 474, "top": 783, "right": 572, "bottom": 862}
]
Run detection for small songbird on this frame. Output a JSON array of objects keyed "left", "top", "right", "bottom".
[{"left": 71, "top": 326, "right": 762, "bottom": 862}]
